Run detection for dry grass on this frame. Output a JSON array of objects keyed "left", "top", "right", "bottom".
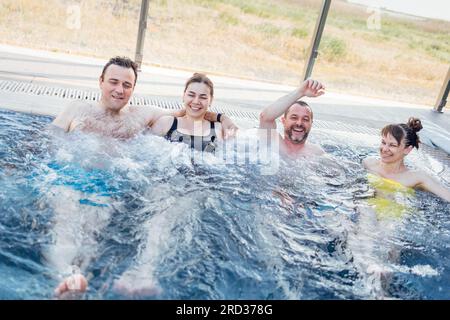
[{"left": 0, "top": 0, "right": 449, "bottom": 105}]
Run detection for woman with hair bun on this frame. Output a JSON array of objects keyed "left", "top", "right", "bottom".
[
  {"left": 363, "top": 117, "right": 450, "bottom": 214},
  {"left": 348, "top": 118, "right": 450, "bottom": 298}
]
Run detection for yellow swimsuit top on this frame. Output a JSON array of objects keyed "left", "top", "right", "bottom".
[{"left": 366, "top": 173, "right": 415, "bottom": 220}]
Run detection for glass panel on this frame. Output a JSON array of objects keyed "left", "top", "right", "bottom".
[
  {"left": 1, "top": 0, "right": 448, "bottom": 106},
  {"left": 144, "top": 0, "right": 321, "bottom": 84},
  {"left": 314, "top": 0, "right": 450, "bottom": 105},
  {"left": 0, "top": 0, "right": 140, "bottom": 58}
]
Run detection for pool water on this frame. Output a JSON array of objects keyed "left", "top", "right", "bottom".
[{"left": 0, "top": 108, "right": 449, "bottom": 300}]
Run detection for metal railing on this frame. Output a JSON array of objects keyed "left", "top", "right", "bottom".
[
  {"left": 302, "top": 0, "right": 331, "bottom": 80},
  {"left": 434, "top": 66, "right": 450, "bottom": 113},
  {"left": 134, "top": 0, "right": 150, "bottom": 70}
]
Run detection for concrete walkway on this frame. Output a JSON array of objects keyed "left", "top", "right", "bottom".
[{"left": 0, "top": 44, "right": 449, "bottom": 154}]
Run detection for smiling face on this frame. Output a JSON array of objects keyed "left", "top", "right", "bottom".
[
  {"left": 183, "top": 82, "right": 212, "bottom": 119},
  {"left": 281, "top": 104, "right": 313, "bottom": 144},
  {"left": 99, "top": 64, "right": 135, "bottom": 112},
  {"left": 379, "top": 133, "right": 413, "bottom": 164}
]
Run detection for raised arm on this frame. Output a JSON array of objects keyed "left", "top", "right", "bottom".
[
  {"left": 417, "top": 171, "right": 450, "bottom": 202},
  {"left": 259, "top": 79, "right": 325, "bottom": 129}
]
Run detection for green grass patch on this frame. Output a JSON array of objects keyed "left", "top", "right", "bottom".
[
  {"left": 238, "top": 2, "right": 273, "bottom": 18},
  {"left": 291, "top": 27, "right": 308, "bottom": 39},
  {"left": 329, "top": 14, "right": 367, "bottom": 31},
  {"left": 255, "top": 23, "right": 282, "bottom": 35},
  {"left": 409, "top": 37, "right": 450, "bottom": 63},
  {"left": 219, "top": 12, "right": 240, "bottom": 26},
  {"left": 425, "top": 42, "right": 450, "bottom": 63},
  {"left": 156, "top": 0, "right": 168, "bottom": 6},
  {"left": 379, "top": 19, "right": 419, "bottom": 40},
  {"left": 320, "top": 36, "right": 347, "bottom": 62},
  {"left": 192, "top": 0, "right": 315, "bottom": 21},
  {"left": 408, "top": 39, "right": 422, "bottom": 50},
  {"left": 359, "top": 30, "right": 391, "bottom": 43},
  {"left": 188, "top": 0, "right": 219, "bottom": 9}
]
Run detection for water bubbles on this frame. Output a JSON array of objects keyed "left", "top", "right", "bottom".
[{"left": 1, "top": 110, "right": 450, "bottom": 299}]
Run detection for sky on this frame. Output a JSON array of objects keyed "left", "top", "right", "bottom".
[{"left": 347, "top": 0, "right": 450, "bottom": 21}]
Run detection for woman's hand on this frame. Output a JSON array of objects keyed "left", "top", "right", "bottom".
[{"left": 220, "top": 115, "right": 239, "bottom": 139}]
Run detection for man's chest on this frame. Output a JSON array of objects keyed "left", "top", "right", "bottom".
[{"left": 73, "top": 113, "right": 146, "bottom": 139}]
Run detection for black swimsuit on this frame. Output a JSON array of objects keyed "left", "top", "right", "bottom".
[{"left": 165, "top": 118, "right": 217, "bottom": 153}]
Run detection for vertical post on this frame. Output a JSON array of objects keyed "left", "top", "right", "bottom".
[
  {"left": 135, "top": 0, "right": 150, "bottom": 70},
  {"left": 302, "top": 0, "right": 332, "bottom": 80},
  {"left": 434, "top": 66, "right": 450, "bottom": 113}
]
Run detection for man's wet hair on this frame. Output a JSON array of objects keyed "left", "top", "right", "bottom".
[
  {"left": 284, "top": 100, "right": 313, "bottom": 120},
  {"left": 101, "top": 56, "right": 138, "bottom": 85}
]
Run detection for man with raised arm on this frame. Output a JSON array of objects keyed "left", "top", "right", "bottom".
[{"left": 259, "top": 79, "right": 325, "bottom": 158}]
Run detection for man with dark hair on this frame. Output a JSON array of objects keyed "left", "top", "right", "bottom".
[
  {"left": 259, "top": 79, "right": 325, "bottom": 158},
  {"left": 100, "top": 56, "right": 139, "bottom": 86},
  {"left": 53, "top": 56, "right": 236, "bottom": 139},
  {"left": 50, "top": 56, "right": 237, "bottom": 297}
]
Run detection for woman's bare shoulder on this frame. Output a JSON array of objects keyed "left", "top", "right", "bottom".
[{"left": 362, "top": 156, "right": 378, "bottom": 169}]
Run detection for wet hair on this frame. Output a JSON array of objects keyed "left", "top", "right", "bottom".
[
  {"left": 381, "top": 117, "right": 423, "bottom": 149},
  {"left": 184, "top": 73, "right": 214, "bottom": 98},
  {"left": 101, "top": 56, "right": 138, "bottom": 85},
  {"left": 284, "top": 100, "right": 313, "bottom": 120}
]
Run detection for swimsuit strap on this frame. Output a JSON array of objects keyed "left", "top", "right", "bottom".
[
  {"left": 209, "top": 121, "right": 217, "bottom": 143},
  {"left": 165, "top": 119, "right": 218, "bottom": 152},
  {"left": 165, "top": 117, "right": 178, "bottom": 139}
]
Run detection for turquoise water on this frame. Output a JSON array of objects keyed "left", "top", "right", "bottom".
[{"left": 0, "top": 108, "right": 449, "bottom": 299}]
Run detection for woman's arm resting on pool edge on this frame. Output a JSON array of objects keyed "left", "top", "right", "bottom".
[{"left": 416, "top": 171, "right": 450, "bottom": 202}]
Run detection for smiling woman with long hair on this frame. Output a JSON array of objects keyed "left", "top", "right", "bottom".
[{"left": 151, "top": 73, "right": 226, "bottom": 153}]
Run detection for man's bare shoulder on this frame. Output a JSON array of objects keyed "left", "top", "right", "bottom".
[
  {"left": 52, "top": 100, "right": 95, "bottom": 131},
  {"left": 66, "top": 100, "right": 95, "bottom": 114},
  {"left": 307, "top": 143, "right": 325, "bottom": 155}
]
